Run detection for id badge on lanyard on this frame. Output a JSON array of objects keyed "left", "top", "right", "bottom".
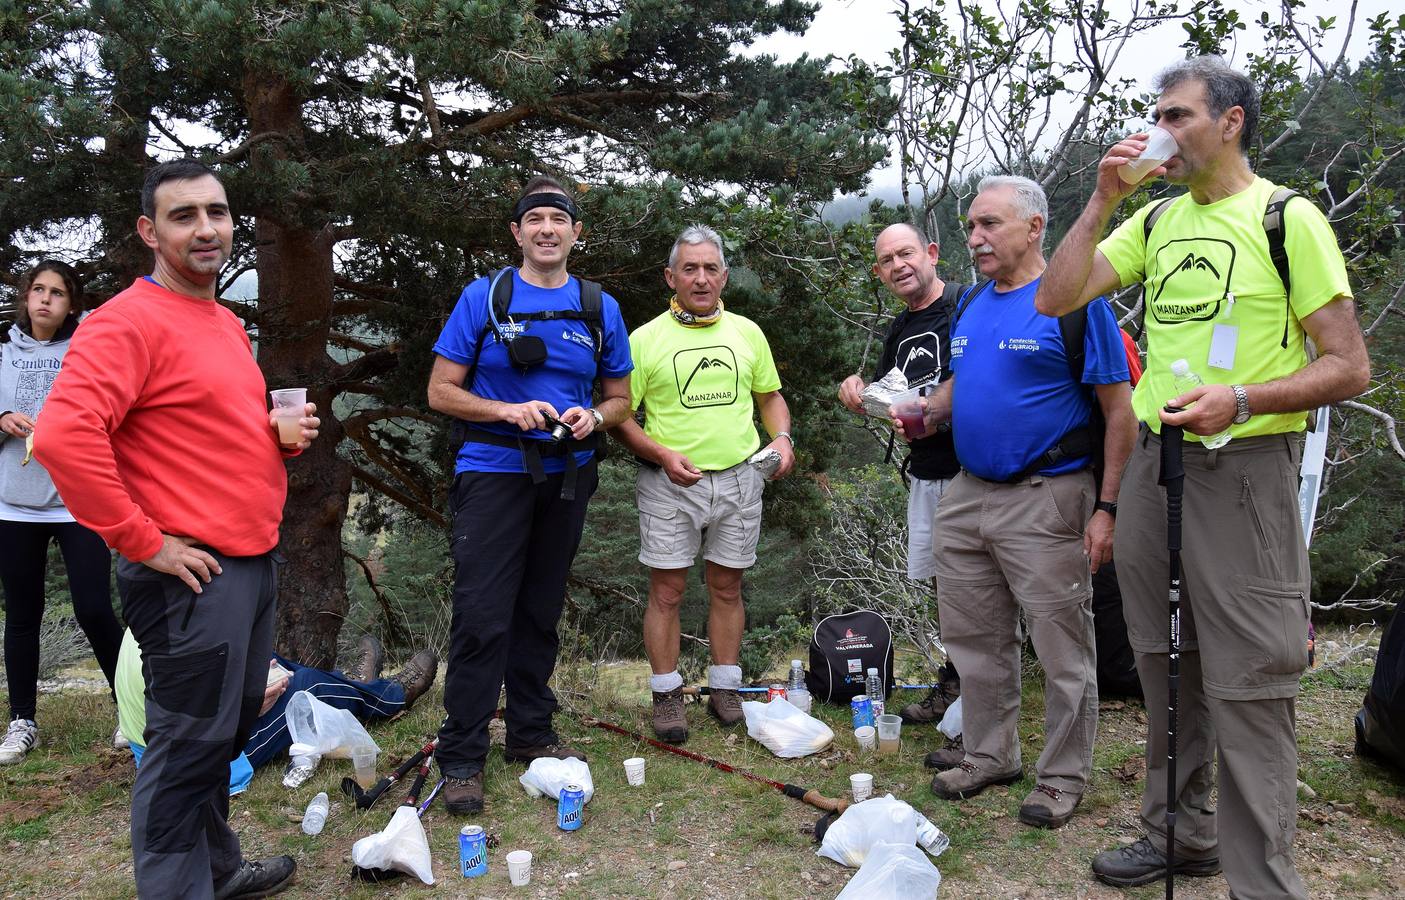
[{"left": 1208, "top": 291, "right": 1237, "bottom": 371}]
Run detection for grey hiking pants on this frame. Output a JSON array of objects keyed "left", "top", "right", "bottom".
[
  {"left": 1115, "top": 427, "right": 1308, "bottom": 900},
  {"left": 118, "top": 550, "right": 280, "bottom": 899},
  {"left": 933, "top": 468, "right": 1099, "bottom": 795}
]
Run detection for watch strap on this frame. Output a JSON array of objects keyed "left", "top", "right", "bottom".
[
  {"left": 1231, "top": 384, "right": 1251, "bottom": 424},
  {"left": 1095, "top": 500, "right": 1118, "bottom": 518}
]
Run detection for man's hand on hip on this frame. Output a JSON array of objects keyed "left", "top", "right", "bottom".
[
  {"left": 661, "top": 450, "right": 703, "bottom": 487},
  {"left": 142, "top": 534, "right": 222, "bottom": 594}
]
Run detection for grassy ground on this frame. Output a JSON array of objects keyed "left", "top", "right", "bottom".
[{"left": 0, "top": 631, "right": 1401, "bottom": 899}]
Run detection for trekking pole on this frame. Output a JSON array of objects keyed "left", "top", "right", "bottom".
[
  {"left": 1158, "top": 413, "right": 1186, "bottom": 900},
  {"left": 584, "top": 716, "right": 849, "bottom": 815}
]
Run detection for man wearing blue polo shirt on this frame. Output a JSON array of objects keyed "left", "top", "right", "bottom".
[
  {"left": 904, "top": 175, "right": 1135, "bottom": 829},
  {"left": 426, "top": 176, "right": 634, "bottom": 815}
]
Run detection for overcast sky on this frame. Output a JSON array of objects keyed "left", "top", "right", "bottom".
[{"left": 750, "top": 0, "right": 1395, "bottom": 199}]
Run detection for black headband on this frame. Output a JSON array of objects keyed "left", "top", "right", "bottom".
[{"left": 512, "top": 192, "right": 579, "bottom": 224}]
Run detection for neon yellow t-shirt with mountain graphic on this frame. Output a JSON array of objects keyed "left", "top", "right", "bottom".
[
  {"left": 629, "top": 309, "right": 782, "bottom": 471},
  {"left": 1099, "top": 176, "right": 1351, "bottom": 438}
]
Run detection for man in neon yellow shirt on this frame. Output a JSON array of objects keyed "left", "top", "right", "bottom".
[
  {"left": 612, "top": 224, "right": 795, "bottom": 744},
  {"left": 1037, "top": 56, "right": 1370, "bottom": 898}
]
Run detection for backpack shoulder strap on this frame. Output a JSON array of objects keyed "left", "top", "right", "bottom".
[
  {"left": 1263, "top": 186, "right": 1299, "bottom": 349},
  {"left": 939, "top": 280, "right": 965, "bottom": 312},
  {"left": 1058, "top": 304, "right": 1089, "bottom": 385},
  {"left": 463, "top": 267, "right": 515, "bottom": 395},
  {"left": 577, "top": 277, "right": 604, "bottom": 364},
  {"left": 1263, "top": 186, "right": 1298, "bottom": 297},
  {"left": 951, "top": 280, "right": 991, "bottom": 329},
  {"left": 1142, "top": 196, "right": 1177, "bottom": 244}
]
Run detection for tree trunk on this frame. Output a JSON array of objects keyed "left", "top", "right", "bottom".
[{"left": 244, "top": 69, "right": 350, "bottom": 669}]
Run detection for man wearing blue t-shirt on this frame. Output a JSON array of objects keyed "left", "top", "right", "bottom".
[
  {"left": 905, "top": 176, "right": 1134, "bottom": 829},
  {"left": 426, "top": 176, "right": 634, "bottom": 815}
]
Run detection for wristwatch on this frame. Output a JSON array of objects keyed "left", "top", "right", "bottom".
[
  {"left": 1231, "top": 384, "right": 1251, "bottom": 425},
  {"left": 590, "top": 408, "right": 605, "bottom": 428},
  {"left": 1095, "top": 500, "right": 1118, "bottom": 518},
  {"left": 773, "top": 430, "right": 794, "bottom": 449}
]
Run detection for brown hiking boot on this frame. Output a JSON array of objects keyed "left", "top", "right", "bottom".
[
  {"left": 922, "top": 735, "right": 965, "bottom": 771},
  {"left": 900, "top": 676, "right": 960, "bottom": 724},
  {"left": 652, "top": 687, "right": 689, "bottom": 743},
  {"left": 441, "top": 772, "right": 484, "bottom": 815},
  {"left": 931, "top": 760, "right": 1022, "bottom": 800},
  {"left": 707, "top": 688, "right": 744, "bottom": 726},
  {"left": 1018, "top": 783, "right": 1082, "bottom": 829},
  {"left": 348, "top": 634, "right": 384, "bottom": 683},
  {"left": 389, "top": 649, "right": 438, "bottom": 709},
  {"left": 503, "top": 743, "right": 588, "bottom": 764}
]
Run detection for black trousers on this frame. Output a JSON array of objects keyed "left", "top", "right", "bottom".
[
  {"left": 0, "top": 519, "right": 120, "bottom": 720},
  {"left": 436, "top": 461, "right": 597, "bottom": 778},
  {"left": 119, "top": 550, "right": 280, "bottom": 899}
]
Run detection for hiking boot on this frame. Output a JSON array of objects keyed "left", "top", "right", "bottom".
[
  {"left": 112, "top": 725, "right": 130, "bottom": 750},
  {"left": 652, "top": 687, "right": 689, "bottom": 743},
  {"left": 0, "top": 718, "right": 37, "bottom": 765},
  {"left": 442, "top": 773, "right": 485, "bottom": 814},
  {"left": 349, "top": 634, "right": 385, "bottom": 683},
  {"left": 1018, "top": 783, "right": 1082, "bottom": 829},
  {"left": 389, "top": 649, "right": 438, "bottom": 708},
  {"left": 930, "top": 760, "right": 1022, "bottom": 800},
  {"left": 900, "top": 677, "right": 960, "bottom": 724},
  {"left": 707, "top": 688, "right": 744, "bottom": 726},
  {"left": 503, "top": 743, "right": 587, "bottom": 764},
  {"left": 1091, "top": 837, "right": 1221, "bottom": 887},
  {"left": 213, "top": 855, "right": 296, "bottom": 899},
  {"left": 922, "top": 735, "right": 965, "bottom": 771}
]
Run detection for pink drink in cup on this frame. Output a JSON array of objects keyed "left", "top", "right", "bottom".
[
  {"left": 891, "top": 388, "right": 929, "bottom": 439},
  {"left": 270, "top": 388, "right": 307, "bottom": 446}
]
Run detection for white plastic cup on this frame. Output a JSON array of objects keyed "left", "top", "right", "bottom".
[
  {"left": 788, "top": 688, "right": 812, "bottom": 714},
  {"left": 854, "top": 725, "right": 877, "bottom": 751},
  {"left": 850, "top": 772, "right": 874, "bottom": 803},
  {"left": 350, "top": 746, "right": 377, "bottom": 790},
  {"left": 623, "top": 756, "right": 646, "bottom": 786},
  {"left": 1119, "top": 126, "right": 1179, "bottom": 184},
  {"left": 505, "top": 849, "right": 532, "bottom": 886},
  {"left": 270, "top": 388, "right": 307, "bottom": 445}
]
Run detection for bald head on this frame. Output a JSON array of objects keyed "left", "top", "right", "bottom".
[{"left": 873, "top": 223, "right": 942, "bottom": 308}]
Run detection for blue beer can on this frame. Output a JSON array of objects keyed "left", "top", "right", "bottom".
[
  {"left": 851, "top": 695, "right": 874, "bottom": 729},
  {"left": 459, "top": 824, "right": 487, "bottom": 877},
  {"left": 557, "top": 783, "right": 585, "bottom": 831}
]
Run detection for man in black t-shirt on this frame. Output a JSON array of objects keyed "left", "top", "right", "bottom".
[{"left": 839, "top": 222, "right": 966, "bottom": 735}]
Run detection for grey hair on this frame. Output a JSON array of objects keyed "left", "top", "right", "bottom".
[
  {"left": 669, "top": 224, "right": 728, "bottom": 270},
  {"left": 1154, "top": 55, "right": 1259, "bottom": 152},
  {"left": 976, "top": 175, "right": 1048, "bottom": 224}
]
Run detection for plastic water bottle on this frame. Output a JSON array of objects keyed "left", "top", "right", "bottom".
[
  {"left": 788, "top": 659, "right": 805, "bottom": 692},
  {"left": 1169, "top": 359, "right": 1232, "bottom": 450},
  {"left": 914, "top": 811, "right": 951, "bottom": 856},
  {"left": 301, "top": 791, "right": 329, "bottom": 835},
  {"left": 866, "top": 668, "right": 885, "bottom": 718}
]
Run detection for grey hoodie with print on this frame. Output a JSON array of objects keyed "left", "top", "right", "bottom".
[{"left": 0, "top": 317, "right": 80, "bottom": 512}]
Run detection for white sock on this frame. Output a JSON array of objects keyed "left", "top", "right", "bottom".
[
  {"left": 650, "top": 671, "right": 684, "bottom": 693},
  {"left": 708, "top": 665, "right": 743, "bottom": 690}
]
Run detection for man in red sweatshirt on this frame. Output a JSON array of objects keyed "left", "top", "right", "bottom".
[{"left": 34, "top": 160, "right": 319, "bottom": 900}]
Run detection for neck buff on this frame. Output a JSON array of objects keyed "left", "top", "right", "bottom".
[{"left": 669, "top": 295, "right": 724, "bottom": 327}]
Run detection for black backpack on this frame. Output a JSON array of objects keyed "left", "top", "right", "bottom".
[
  {"left": 447, "top": 267, "right": 605, "bottom": 453},
  {"left": 1355, "top": 602, "right": 1405, "bottom": 770},
  {"left": 804, "top": 609, "right": 895, "bottom": 704}
]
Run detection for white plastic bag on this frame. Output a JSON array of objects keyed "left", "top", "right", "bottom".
[
  {"left": 818, "top": 794, "right": 920, "bottom": 867},
  {"left": 351, "top": 806, "right": 435, "bottom": 885},
  {"left": 835, "top": 841, "right": 941, "bottom": 900},
  {"left": 937, "top": 696, "right": 962, "bottom": 740},
  {"left": 284, "top": 690, "right": 380, "bottom": 760},
  {"left": 518, "top": 756, "right": 595, "bottom": 804},
  {"left": 741, "top": 697, "right": 835, "bottom": 758}
]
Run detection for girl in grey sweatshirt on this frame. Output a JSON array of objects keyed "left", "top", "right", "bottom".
[{"left": 0, "top": 261, "right": 123, "bottom": 764}]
